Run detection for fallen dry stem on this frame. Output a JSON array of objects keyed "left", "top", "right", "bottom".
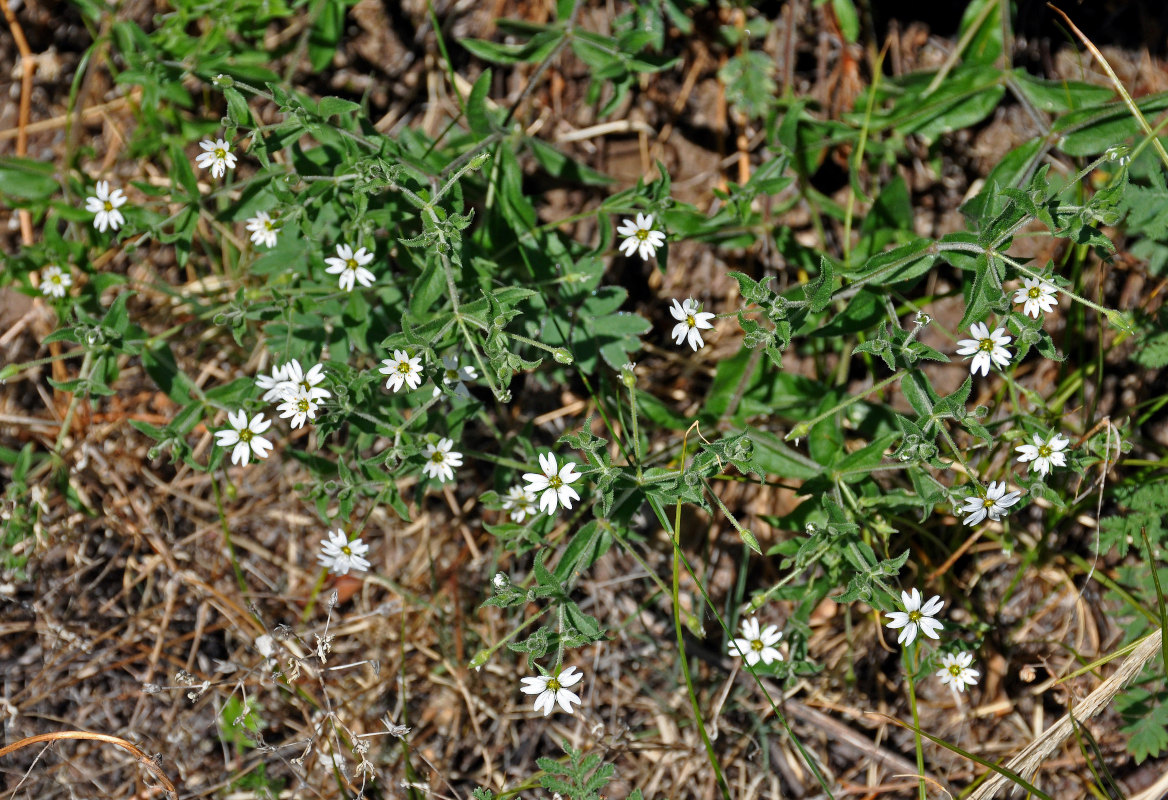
[
  {"left": 0, "top": 730, "right": 178, "bottom": 796},
  {"left": 968, "top": 628, "right": 1163, "bottom": 800}
]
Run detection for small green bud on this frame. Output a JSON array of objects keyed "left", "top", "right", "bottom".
[
  {"left": 468, "top": 152, "right": 491, "bottom": 169},
  {"left": 213, "top": 73, "right": 234, "bottom": 88},
  {"left": 552, "top": 348, "right": 573, "bottom": 365},
  {"left": 0, "top": 363, "right": 21, "bottom": 382},
  {"left": 620, "top": 362, "right": 636, "bottom": 389},
  {"left": 468, "top": 650, "right": 490, "bottom": 670}
]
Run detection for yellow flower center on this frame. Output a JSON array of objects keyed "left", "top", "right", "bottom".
[
  {"left": 346, "top": 259, "right": 357, "bottom": 270},
  {"left": 546, "top": 677, "right": 561, "bottom": 692},
  {"left": 397, "top": 361, "right": 411, "bottom": 374},
  {"left": 1028, "top": 286, "right": 1041, "bottom": 298},
  {"left": 908, "top": 610, "right": 922, "bottom": 623},
  {"left": 103, "top": 200, "right": 114, "bottom": 211},
  {"left": 264, "top": 220, "right": 275, "bottom": 231},
  {"left": 1038, "top": 444, "right": 1051, "bottom": 457},
  {"left": 948, "top": 664, "right": 963, "bottom": 676},
  {"left": 750, "top": 639, "right": 764, "bottom": 652},
  {"left": 430, "top": 452, "right": 444, "bottom": 463},
  {"left": 982, "top": 497, "right": 996, "bottom": 508},
  {"left": 445, "top": 369, "right": 459, "bottom": 381},
  {"left": 341, "top": 544, "right": 352, "bottom": 556},
  {"left": 50, "top": 275, "right": 61, "bottom": 284},
  {"left": 635, "top": 228, "right": 649, "bottom": 240},
  {"left": 978, "top": 338, "right": 995, "bottom": 352},
  {"left": 297, "top": 398, "right": 310, "bottom": 412},
  {"left": 686, "top": 314, "right": 696, "bottom": 327},
  {"left": 239, "top": 428, "right": 253, "bottom": 443},
  {"left": 549, "top": 475, "right": 563, "bottom": 489},
  {"left": 214, "top": 148, "right": 226, "bottom": 160}
]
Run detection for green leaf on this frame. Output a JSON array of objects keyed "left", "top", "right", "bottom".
[
  {"left": 0, "top": 157, "right": 58, "bottom": 201},
  {"left": 467, "top": 69, "right": 494, "bottom": 137},
  {"left": 803, "top": 256, "right": 835, "bottom": 312},
  {"left": 527, "top": 138, "right": 612, "bottom": 185},
  {"left": 462, "top": 30, "right": 564, "bottom": 65},
  {"left": 317, "top": 96, "right": 361, "bottom": 118},
  {"left": 1119, "top": 689, "right": 1168, "bottom": 763}
]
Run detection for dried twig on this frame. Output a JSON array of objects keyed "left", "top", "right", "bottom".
[
  {"left": 968, "top": 629, "right": 1163, "bottom": 800},
  {"left": 0, "top": 730, "right": 178, "bottom": 796}
]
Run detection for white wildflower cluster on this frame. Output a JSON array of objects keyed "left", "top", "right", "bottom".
[
  {"left": 318, "top": 529, "right": 371, "bottom": 576},
  {"left": 881, "top": 588, "right": 981, "bottom": 693},
  {"left": 727, "top": 616, "right": 784, "bottom": 667},
  {"left": 85, "top": 180, "right": 128, "bottom": 233},
  {"left": 213, "top": 358, "right": 331, "bottom": 467},
  {"left": 39, "top": 265, "right": 72, "bottom": 298},
  {"left": 949, "top": 270, "right": 1074, "bottom": 528},
  {"left": 520, "top": 665, "right": 583, "bottom": 716}
]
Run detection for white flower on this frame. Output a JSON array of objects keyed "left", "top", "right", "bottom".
[
  {"left": 936, "top": 651, "right": 980, "bottom": 692},
  {"left": 195, "top": 138, "right": 237, "bottom": 179},
  {"left": 432, "top": 355, "right": 477, "bottom": 399},
  {"left": 84, "top": 180, "right": 127, "bottom": 233},
  {"left": 213, "top": 410, "right": 274, "bottom": 466},
  {"left": 379, "top": 350, "right": 424, "bottom": 393},
  {"left": 324, "top": 243, "right": 376, "bottom": 292},
  {"left": 1015, "top": 431, "right": 1070, "bottom": 477},
  {"left": 955, "top": 322, "right": 1013, "bottom": 377},
  {"left": 728, "top": 617, "right": 783, "bottom": 667},
  {"left": 421, "top": 437, "right": 462, "bottom": 483},
  {"left": 884, "top": 588, "right": 944, "bottom": 646},
  {"left": 501, "top": 485, "right": 537, "bottom": 523},
  {"left": 39, "top": 266, "right": 72, "bottom": 298},
  {"left": 282, "top": 359, "right": 331, "bottom": 402},
  {"left": 277, "top": 388, "right": 320, "bottom": 429},
  {"left": 959, "top": 480, "right": 1022, "bottom": 526},
  {"left": 1013, "top": 278, "right": 1058, "bottom": 318},
  {"left": 317, "top": 529, "right": 371, "bottom": 575},
  {"left": 520, "top": 665, "right": 583, "bottom": 716},
  {"left": 246, "top": 211, "right": 280, "bottom": 248},
  {"left": 522, "top": 452, "right": 582, "bottom": 515},
  {"left": 616, "top": 212, "right": 666, "bottom": 260},
  {"left": 668, "top": 298, "right": 716, "bottom": 351},
  {"left": 256, "top": 362, "right": 292, "bottom": 403}
]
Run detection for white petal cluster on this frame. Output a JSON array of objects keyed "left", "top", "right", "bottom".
[
  {"left": 324, "top": 243, "right": 376, "bottom": 292},
  {"left": 520, "top": 665, "right": 583, "bottom": 716},
  {"left": 728, "top": 616, "right": 783, "bottom": 667},
  {"left": 959, "top": 480, "right": 1022, "bottom": 526},
  {"left": 616, "top": 213, "right": 666, "bottom": 260},
  {"left": 277, "top": 388, "right": 320, "bottom": 429},
  {"left": 522, "top": 452, "right": 582, "bottom": 515},
  {"left": 317, "top": 529, "right": 371, "bottom": 575},
  {"left": 195, "top": 138, "right": 237, "bottom": 179},
  {"left": 936, "top": 651, "right": 980, "bottom": 692},
  {"left": 884, "top": 588, "right": 944, "bottom": 646},
  {"left": 421, "top": 438, "right": 463, "bottom": 483},
  {"left": 1015, "top": 431, "right": 1070, "bottom": 477},
  {"left": 668, "top": 298, "right": 715, "bottom": 351},
  {"left": 501, "top": 485, "right": 537, "bottom": 523},
  {"left": 379, "top": 350, "right": 424, "bottom": 393},
  {"left": 39, "top": 266, "right": 72, "bottom": 298},
  {"left": 214, "top": 410, "right": 274, "bottom": 466},
  {"left": 433, "top": 355, "right": 477, "bottom": 399},
  {"left": 955, "top": 322, "right": 1012, "bottom": 377},
  {"left": 85, "top": 180, "right": 128, "bottom": 232},
  {"left": 246, "top": 211, "right": 280, "bottom": 249},
  {"left": 1013, "top": 278, "right": 1058, "bottom": 318}
]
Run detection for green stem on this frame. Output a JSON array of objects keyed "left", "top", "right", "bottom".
[
  {"left": 786, "top": 369, "right": 905, "bottom": 441},
  {"left": 212, "top": 477, "right": 250, "bottom": 599},
  {"left": 671, "top": 481, "right": 732, "bottom": 800},
  {"left": 905, "top": 644, "right": 927, "bottom": 800}
]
